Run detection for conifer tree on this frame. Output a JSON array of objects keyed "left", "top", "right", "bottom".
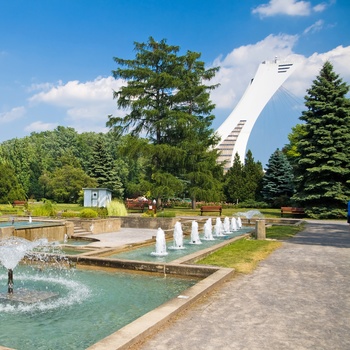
[
  {"left": 293, "top": 61, "right": 350, "bottom": 218},
  {"left": 89, "top": 137, "right": 124, "bottom": 199},
  {"left": 262, "top": 149, "right": 294, "bottom": 207},
  {"left": 107, "top": 37, "right": 222, "bottom": 204}
]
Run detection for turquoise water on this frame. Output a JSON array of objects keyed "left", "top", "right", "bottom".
[
  {"left": 0, "top": 220, "right": 61, "bottom": 229},
  {"left": 107, "top": 228, "right": 251, "bottom": 262},
  {"left": 0, "top": 265, "right": 197, "bottom": 350}
]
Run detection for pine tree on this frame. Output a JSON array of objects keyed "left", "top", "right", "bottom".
[
  {"left": 89, "top": 137, "right": 124, "bottom": 199},
  {"left": 262, "top": 149, "right": 294, "bottom": 207},
  {"left": 107, "top": 37, "right": 222, "bottom": 204},
  {"left": 293, "top": 61, "right": 350, "bottom": 218}
]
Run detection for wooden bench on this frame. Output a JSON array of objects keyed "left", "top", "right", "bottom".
[
  {"left": 200, "top": 205, "right": 222, "bottom": 216},
  {"left": 12, "top": 200, "right": 27, "bottom": 207},
  {"left": 281, "top": 207, "right": 305, "bottom": 217},
  {"left": 125, "top": 200, "right": 148, "bottom": 212}
]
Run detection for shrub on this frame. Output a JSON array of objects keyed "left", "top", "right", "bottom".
[
  {"left": 30, "top": 200, "right": 57, "bottom": 217},
  {"left": 79, "top": 208, "right": 98, "bottom": 218},
  {"left": 107, "top": 200, "right": 128, "bottom": 216},
  {"left": 61, "top": 211, "right": 79, "bottom": 218}
]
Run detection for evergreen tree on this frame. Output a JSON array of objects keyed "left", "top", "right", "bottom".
[
  {"left": 293, "top": 61, "right": 350, "bottom": 218},
  {"left": 107, "top": 37, "right": 222, "bottom": 204},
  {"left": 223, "top": 151, "right": 264, "bottom": 204},
  {"left": 223, "top": 153, "right": 245, "bottom": 203},
  {"left": 262, "top": 149, "right": 294, "bottom": 207},
  {"left": 89, "top": 137, "right": 124, "bottom": 199}
]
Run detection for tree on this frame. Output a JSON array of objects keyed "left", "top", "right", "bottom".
[
  {"left": 0, "top": 163, "right": 26, "bottom": 203},
  {"left": 261, "top": 149, "right": 294, "bottom": 207},
  {"left": 107, "top": 37, "right": 222, "bottom": 204},
  {"left": 223, "top": 151, "right": 264, "bottom": 204},
  {"left": 89, "top": 137, "right": 124, "bottom": 199},
  {"left": 292, "top": 61, "right": 350, "bottom": 218},
  {"left": 42, "top": 165, "right": 97, "bottom": 203}
]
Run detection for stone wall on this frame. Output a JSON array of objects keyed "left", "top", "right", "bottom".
[{"left": 119, "top": 216, "right": 177, "bottom": 230}]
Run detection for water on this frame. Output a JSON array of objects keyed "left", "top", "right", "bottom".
[
  {"left": 0, "top": 265, "right": 197, "bottom": 350},
  {"left": 150, "top": 228, "right": 168, "bottom": 256},
  {"left": 0, "top": 220, "right": 61, "bottom": 229},
  {"left": 108, "top": 228, "right": 251, "bottom": 262}
]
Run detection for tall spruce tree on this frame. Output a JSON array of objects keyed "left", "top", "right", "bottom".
[
  {"left": 107, "top": 37, "right": 222, "bottom": 204},
  {"left": 89, "top": 137, "right": 124, "bottom": 199},
  {"left": 262, "top": 149, "right": 294, "bottom": 207},
  {"left": 293, "top": 61, "right": 350, "bottom": 218}
]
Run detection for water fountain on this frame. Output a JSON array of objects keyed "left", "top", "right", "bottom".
[
  {"left": 150, "top": 227, "right": 168, "bottom": 256},
  {"left": 214, "top": 217, "right": 225, "bottom": 237},
  {"left": 169, "top": 221, "right": 185, "bottom": 250},
  {"left": 0, "top": 236, "right": 58, "bottom": 300},
  {"left": 236, "top": 209, "right": 263, "bottom": 224},
  {"left": 237, "top": 216, "right": 242, "bottom": 229},
  {"left": 223, "top": 217, "right": 231, "bottom": 234},
  {"left": 189, "top": 220, "right": 202, "bottom": 244},
  {"left": 203, "top": 218, "right": 215, "bottom": 240},
  {"left": 231, "top": 217, "right": 238, "bottom": 231}
]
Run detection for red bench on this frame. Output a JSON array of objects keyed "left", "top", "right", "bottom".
[
  {"left": 12, "top": 200, "right": 27, "bottom": 207},
  {"left": 125, "top": 200, "right": 149, "bottom": 212},
  {"left": 281, "top": 207, "right": 305, "bottom": 217},
  {"left": 200, "top": 205, "right": 222, "bottom": 216}
]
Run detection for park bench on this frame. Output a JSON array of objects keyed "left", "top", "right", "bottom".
[
  {"left": 12, "top": 200, "right": 27, "bottom": 207},
  {"left": 281, "top": 206, "right": 305, "bottom": 217},
  {"left": 200, "top": 205, "right": 222, "bottom": 216},
  {"left": 125, "top": 200, "right": 148, "bottom": 212}
]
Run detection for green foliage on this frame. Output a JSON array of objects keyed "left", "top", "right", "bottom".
[
  {"left": 107, "top": 200, "right": 128, "bottom": 216},
  {"left": 61, "top": 211, "right": 80, "bottom": 218},
  {"left": 0, "top": 163, "right": 26, "bottom": 203},
  {"left": 261, "top": 149, "right": 295, "bottom": 207},
  {"left": 223, "top": 151, "right": 264, "bottom": 204},
  {"left": 89, "top": 136, "right": 124, "bottom": 198},
  {"left": 291, "top": 61, "right": 350, "bottom": 218},
  {"left": 40, "top": 164, "right": 97, "bottom": 203},
  {"left": 107, "top": 37, "right": 222, "bottom": 205},
  {"left": 30, "top": 201, "right": 57, "bottom": 217},
  {"left": 79, "top": 208, "right": 98, "bottom": 218}
]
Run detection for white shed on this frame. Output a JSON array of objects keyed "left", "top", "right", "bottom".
[{"left": 83, "top": 188, "right": 112, "bottom": 207}]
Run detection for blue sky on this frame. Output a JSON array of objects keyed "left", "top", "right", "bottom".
[{"left": 1, "top": 0, "right": 349, "bottom": 166}]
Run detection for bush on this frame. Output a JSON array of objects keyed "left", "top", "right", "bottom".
[
  {"left": 79, "top": 208, "right": 98, "bottom": 218},
  {"left": 61, "top": 211, "right": 79, "bottom": 218},
  {"left": 30, "top": 200, "right": 57, "bottom": 217},
  {"left": 107, "top": 200, "right": 128, "bottom": 216}
]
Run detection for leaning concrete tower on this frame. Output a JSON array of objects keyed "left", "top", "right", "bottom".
[{"left": 216, "top": 58, "right": 296, "bottom": 171}]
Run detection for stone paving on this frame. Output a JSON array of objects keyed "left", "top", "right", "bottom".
[{"left": 131, "top": 221, "right": 350, "bottom": 350}]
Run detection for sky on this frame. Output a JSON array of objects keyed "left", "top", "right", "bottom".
[{"left": 1, "top": 0, "right": 350, "bottom": 167}]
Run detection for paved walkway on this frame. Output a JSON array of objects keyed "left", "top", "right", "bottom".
[{"left": 132, "top": 221, "right": 350, "bottom": 350}]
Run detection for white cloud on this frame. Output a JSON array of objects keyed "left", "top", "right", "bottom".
[
  {"left": 24, "top": 121, "right": 58, "bottom": 133},
  {"left": 0, "top": 106, "right": 26, "bottom": 123},
  {"left": 210, "top": 34, "right": 299, "bottom": 109},
  {"left": 28, "top": 76, "right": 126, "bottom": 132},
  {"left": 252, "top": 0, "right": 327, "bottom": 17},
  {"left": 210, "top": 35, "right": 350, "bottom": 112},
  {"left": 303, "top": 19, "right": 324, "bottom": 34}
]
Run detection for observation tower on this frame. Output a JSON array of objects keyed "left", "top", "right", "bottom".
[{"left": 216, "top": 58, "right": 296, "bottom": 171}]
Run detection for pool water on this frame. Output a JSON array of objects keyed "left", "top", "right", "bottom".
[
  {"left": 107, "top": 228, "right": 251, "bottom": 262},
  {"left": 0, "top": 265, "right": 197, "bottom": 350}
]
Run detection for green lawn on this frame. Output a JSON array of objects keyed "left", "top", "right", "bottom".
[{"left": 196, "top": 224, "right": 304, "bottom": 274}]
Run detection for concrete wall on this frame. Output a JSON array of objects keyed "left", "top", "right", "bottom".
[
  {"left": 73, "top": 218, "right": 122, "bottom": 234},
  {"left": 120, "top": 216, "right": 177, "bottom": 230}
]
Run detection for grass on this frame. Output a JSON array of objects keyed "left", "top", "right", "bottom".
[
  {"left": 161, "top": 207, "right": 282, "bottom": 218},
  {"left": 197, "top": 224, "right": 304, "bottom": 274}
]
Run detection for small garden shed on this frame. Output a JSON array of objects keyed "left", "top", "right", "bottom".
[{"left": 83, "top": 188, "right": 112, "bottom": 208}]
